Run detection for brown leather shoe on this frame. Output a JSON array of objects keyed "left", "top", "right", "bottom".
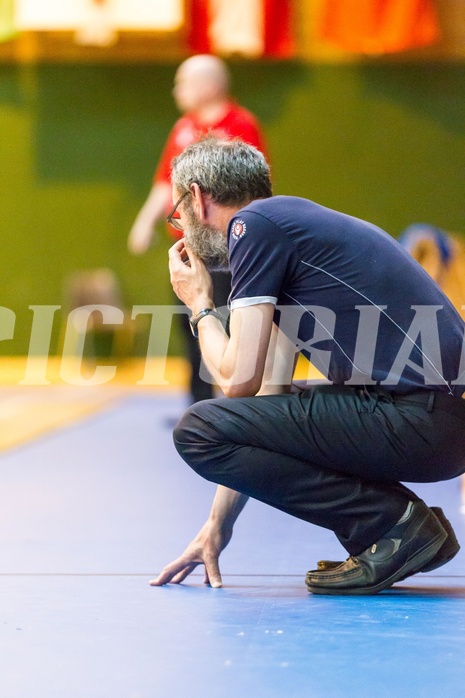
[{"left": 306, "top": 500, "right": 447, "bottom": 595}]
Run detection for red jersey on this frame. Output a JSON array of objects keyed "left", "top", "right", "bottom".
[{"left": 154, "top": 100, "right": 267, "bottom": 186}]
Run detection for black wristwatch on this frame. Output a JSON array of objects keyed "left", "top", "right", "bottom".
[{"left": 189, "top": 308, "right": 224, "bottom": 338}]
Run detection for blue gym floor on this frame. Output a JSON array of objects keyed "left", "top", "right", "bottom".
[{"left": 0, "top": 392, "right": 464, "bottom": 698}]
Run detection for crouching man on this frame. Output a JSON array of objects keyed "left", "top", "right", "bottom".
[{"left": 151, "top": 136, "right": 464, "bottom": 595}]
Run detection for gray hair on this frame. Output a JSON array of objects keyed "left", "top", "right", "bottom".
[{"left": 171, "top": 136, "right": 272, "bottom": 206}]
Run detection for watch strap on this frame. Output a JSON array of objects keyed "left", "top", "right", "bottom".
[{"left": 189, "top": 308, "right": 223, "bottom": 338}]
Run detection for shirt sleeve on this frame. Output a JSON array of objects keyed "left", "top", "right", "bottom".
[
  {"left": 228, "top": 210, "right": 294, "bottom": 310},
  {"left": 153, "top": 127, "right": 179, "bottom": 185},
  {"left": 153, "top": 116, "right": 201, "bottom": 185}
]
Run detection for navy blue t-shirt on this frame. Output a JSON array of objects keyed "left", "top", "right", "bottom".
[{"left": 227, "top": 196, "right": 465, "bottom": 396}]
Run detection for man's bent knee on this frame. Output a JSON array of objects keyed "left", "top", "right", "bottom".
[{"left": 172, "top": 400, "right": 224, "bottom": 479}]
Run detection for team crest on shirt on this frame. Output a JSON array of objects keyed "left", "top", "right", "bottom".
[{"left": 232, "top": 219, "right": 247, "bottom": 240}]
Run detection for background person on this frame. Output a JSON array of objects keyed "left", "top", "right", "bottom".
[
  {"left": 151, "top": 137, "right": 465, "bottom": 595},
  {"left": 398, "top": 223, "right": 465, "bottom": 321},
  {"left": 128, "top": 54, "right": 268, "bottom": 404}
]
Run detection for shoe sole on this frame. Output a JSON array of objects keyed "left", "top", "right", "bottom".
[{"left": 307, "top": 510, "right": 447, "bottom": 596}]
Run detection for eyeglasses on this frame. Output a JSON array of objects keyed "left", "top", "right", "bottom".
[{"left": 167, "top": 190, "right": 190, "bottom": 231}]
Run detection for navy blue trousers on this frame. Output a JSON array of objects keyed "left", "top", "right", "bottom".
[{"left": 173, "top": 385, "right": 465, "bottom": 555}]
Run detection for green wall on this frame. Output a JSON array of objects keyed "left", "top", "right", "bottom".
[{"left": 1, "top": 61, "right": 464, "bottom": 354}]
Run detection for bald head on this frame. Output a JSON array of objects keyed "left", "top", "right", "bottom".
[{"left": 173, "top": 54, "right": 231, "bottom": 114}]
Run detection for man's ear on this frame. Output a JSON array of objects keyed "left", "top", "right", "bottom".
[{"left": 189, "top": 183, "right": 208, "bottom": 222}]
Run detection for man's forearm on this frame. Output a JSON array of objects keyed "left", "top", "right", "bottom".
[
  {"left": 197, "top": 313, "right": 230, "bottom": 387},
  {"left": 128, "top": 182, "right": 172, "bottom": 254},
  {"left": 208, "top": 485, "right": 249, "bottom": 532},
  {"left": 197, "top": 305, "right": 275, "bottom": 398}
]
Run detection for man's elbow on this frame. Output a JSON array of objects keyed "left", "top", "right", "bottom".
[{"left": 222, "top": 377, "right": 262, "bottom": 399}]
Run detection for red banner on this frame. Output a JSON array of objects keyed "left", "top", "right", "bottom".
[{"left": 187, "top": 0, "right": 295, "bottom": 58}]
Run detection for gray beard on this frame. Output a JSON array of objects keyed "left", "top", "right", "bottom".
[{"left": 183, "top": 209, "right": 230, "bottom": 272}]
